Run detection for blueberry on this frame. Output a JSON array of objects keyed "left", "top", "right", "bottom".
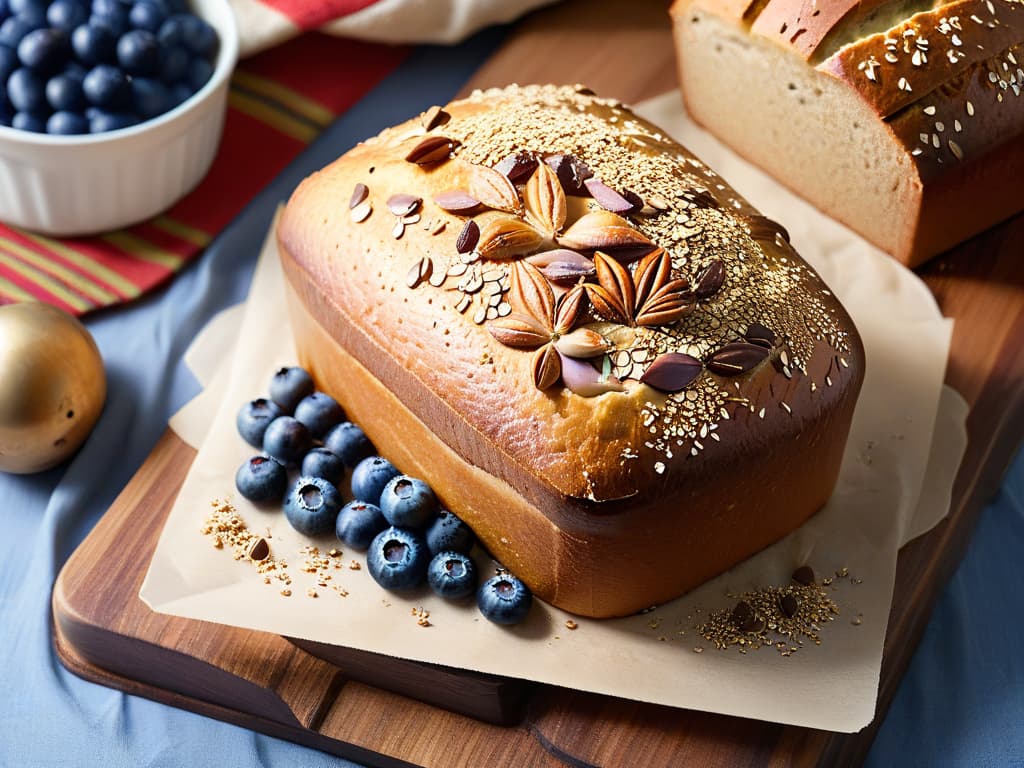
[
  {"left": 425, "top": 510, "right": 475, "bottom": 556},
  {"left": 293, "top": 391, "right": 343, "bottom": 439},
  {"left": 427, "top": 551, "right": 477, "bottom": 600},
  {"left": 477, "top": 573, "right": 532, "bottom": 626},
  {"left": 155, "top": 13, "right": 185, "bottom": 47},
  {"left": 300, "top": 447, "right": 344, "bottom": 485},
  {"left": 262, "top": 415, "right": 312, "bottom": 466},
  {"left": 0, "top": 44, "right": 17, "bottom": 82},
  {"left": 129, "top": 75, "right": 167, "bottom": 117},
  {"left": 283, "top": 476, "right": 342, "bottom": 537},
  {"left": 0, "top": 16, "right": 41, "bottom": 49},
  {"left": 46, "top": 71, "right": 86, "bottom": 110},
  {"left": 90, "top": 0, "right": 127, "bottom": 35},
  {"left": 156, "top": 42, "right": 186, "bottom": 82},
  {"left": 234, "top": 455, "right": 287, "bottom": 504},
  {"left": 350, "top": 456, "right": 400, "bottom": 505},
  {"left": 88, "top": 108, "right": 136, "bottom": 132},
  {"left": 70, "top": 22, "right": 115, "bottom": 65},
  {"left": 380, "top": 475, "right": 436, "bottom": 529},
  {"left": 47, "top": 0, "right": 89, "bottom": 32},
  {"left": 366, "top": 527, "right": 429, "bottom": 590},
  {"left": 185, "top": 55, "right": 210, "bottom": 91},
  {"left": 177, "top": 13, "right": 215, "bottom": 58},
  {"left": 82, "top": 63, "right": 130, "bottom": 108},
  {"left": 116, "top": 29, "right": 157, "bottom": 75},
  {"left": 10, "top": 0, "right": 46, "bottom": 26},
  {"left": 269, "top": 366, "right": 314, "bottom": 413},
  {"left": 46, "top": 109, "right": 88, "bottom": 133},
  {"left": 11, "top": 110, "right": 43, "bottom": 130},
  {"left": 335, "top": 500, "right": 387, "bottom": 549},
  {"left": 128, "top": 0, "right": 167, "bottom": 32},
  {"left": 166, "top": 79, "right": 189, "bottom": 107},
  {"left": 323, "top": 422, "right": 374, "bottom": 468},
  {"left": 9, "top": 0, "right": 46, "bottom": 17},
  {"left": 235, "top": 397, "right": 283, "bottom": 447},
  {"left": 7, "top": 67, "right": 45, "bottom": 112},
  {"left": 17, "top": 28, "right": 70, "bottom": 75},
  {"left": 0, "top": 97, "right": 13, "bottom": 126}
]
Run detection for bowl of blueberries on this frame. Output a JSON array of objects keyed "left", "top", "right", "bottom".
[{"left": 0, "top": 0, "right": 238, "bottom": 235}]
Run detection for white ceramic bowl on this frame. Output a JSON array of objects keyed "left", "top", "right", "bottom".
[{"left": 0, "top": 0, "right": 239, "bottom": 236}]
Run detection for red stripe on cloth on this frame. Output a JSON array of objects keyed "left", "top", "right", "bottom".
[
  {"left": 0, "top": 35, "right": 408, "bottom": 315},
  {"left": 237, "top": 33, "right": 409, "bottom": 115},
  {"left": 0, "top": 228, "right": 129, "bottom": 298},
  {"left": 0, "top": 267, "right": 79, "bottom": 314},
  {"left": 255, "top": 0, "right": 379, "bottom": 30}
]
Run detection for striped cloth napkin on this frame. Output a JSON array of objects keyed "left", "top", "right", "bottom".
[{"left": 0, "top": 0, "right": 552, "bottom": 315}]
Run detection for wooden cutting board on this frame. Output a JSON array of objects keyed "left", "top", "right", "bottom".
[{"left": 52, "top": 1, "right": 1024, "bottom": 766}]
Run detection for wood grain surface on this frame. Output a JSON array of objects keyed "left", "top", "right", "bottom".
[{"left": 52, "top": 1, "right": 1024, "bottom": 766}]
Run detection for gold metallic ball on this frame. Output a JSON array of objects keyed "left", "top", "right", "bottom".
[{"left": 0, "top": 302, "right": 106, "bottom": 474}]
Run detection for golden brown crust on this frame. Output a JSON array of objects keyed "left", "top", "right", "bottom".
[
  {"left": 278, "top": 85, "right": 864, "bottom": 616},
  {"left": 820, "top": 0, "right": 1024, "bottom": 118},
  {"left": 751, "top": 0, "right": 891, "bottom": 60}
]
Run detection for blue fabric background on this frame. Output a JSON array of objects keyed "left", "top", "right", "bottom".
[{"left": 0, "top": 30, "right": 1021, "bottom": 768}]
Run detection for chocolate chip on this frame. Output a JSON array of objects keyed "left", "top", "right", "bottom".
[
  {"left": 792, "top": 565, "right": 815, "bottom": 586},
  {"left": 780, "top": 593, "right": 799, "bottom": 618},
  {"left": 744, "top": 322, "right": 776, "bottom": 349},
  {"left": 456, "top": 220, "right": 480, "bottom": 254},
  {"left": 246, "top": 537, "right": 270, "bottom": 562},
  {"left": 544, "top": 153, "right": 592, "bottom": 196},
  {"left": 693, "top": 259, "right": 725, "bottom": 300},
  {"left": 495, "top": 151, "right": 538, "bottom": 184},
  {"left": 706, "top": 342, "right": 769, "bottom": 376},
  {"left": 640, "top": 352, "right": 702, "bottom": 393},
  {"left": 730, "top": 601, "right": 764, "bottom": 633}
]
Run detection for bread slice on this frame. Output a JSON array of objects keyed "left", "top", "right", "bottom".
[{"left": 672, "top": 0, "right": 1024, "bottom": 266}]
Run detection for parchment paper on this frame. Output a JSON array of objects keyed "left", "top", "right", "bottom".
[{"left": 143, "top": 92, "right": 967, "bottom": 733}]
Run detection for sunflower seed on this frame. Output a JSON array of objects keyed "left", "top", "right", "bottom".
[
  {"left": 387, "top": 194, "right": 421, "bottom": 217},
  {"left": 350, "top": 201, "right": 372, "bottom": 223},
  {"left": 349, "top": 182, "right": 368, "bottom": 210}
]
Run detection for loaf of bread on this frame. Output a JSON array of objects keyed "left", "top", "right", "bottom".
[
  {"left": 278, "top": 84, "right": 864, "bottom": 618},
  {"left": 672, "top": 0, "right": 1024, "bottom": 267}
]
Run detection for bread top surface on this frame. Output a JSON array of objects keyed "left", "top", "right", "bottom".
[
  {"left": 279, "top": 85, "right": 862, "bottom": 511},
  {"left": 675, "top": 0, "right": 1024, "bottom": 184}
]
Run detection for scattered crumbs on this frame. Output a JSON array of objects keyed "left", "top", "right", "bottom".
[
  {"left": 201, "top": 500, "right": 291, "bottom": 587},
  {"left": 333, "top": 585, "right": 350, "bottom": 597},
  {"left": 307, "top": 589, "right": 318, "bottom": 598},
  {"left": 328, "top": 548, "right": 342, "bottom": 558},
  {"left": 693, "top": 569, "right": 844, "bottom": 656},
  {"left": 647, "top": 617, "right": 662, "bottom": 630},
  {"left": 658, "top": 636, "right": 667, "bottom": 642},
  {"left": 280, "top": 589, "right": 292, "bottom": 597},
  {"left": 565, "top": 619, "right": 578, "bottom": 631},
  {"left": 692, "top": 646, "right": 704, "bottom": 654},
  {"left": 412, "top": 607, "right": 431, "bottom": 627},
  {"left": 478, "top": 351, "right": 494, "bottom": 366},
  {"left": 349, "top": 560, "right": 362, "bottom": 570},
  {"left": 554, "top": 635, "right": 561, "bottom": 641},
  {"left": 852, "top": 614, "right": 864, "bottom": 626},
  {"left": 381, "top": 599, "right": 392, "bottom": 608}
]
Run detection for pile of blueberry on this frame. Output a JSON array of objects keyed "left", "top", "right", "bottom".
[
  {"left": 236, "top": 366, "right": 533, "bottom": 627},
  {"left": 0, "top": 0, "right": 218, "bottom": 134}
]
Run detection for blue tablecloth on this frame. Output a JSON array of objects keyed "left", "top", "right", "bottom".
[{"left": 1, "top": 30, "right": 1022, "bottom": 768}]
